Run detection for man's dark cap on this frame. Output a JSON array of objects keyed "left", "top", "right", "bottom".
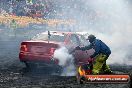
[{"left": 87, "top": 34, "right": 96, "bottom": 40}]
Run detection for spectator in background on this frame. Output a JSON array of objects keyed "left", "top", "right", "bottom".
[{"left": 10, "top": 19, "right": 18, "bottom": 30}]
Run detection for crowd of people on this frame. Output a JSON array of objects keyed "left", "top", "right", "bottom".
[
  {"left": 0, "top": 0, "right": 54, "bottom": 18},
  {"left": 0, "top": 0, "right": 101, "bottom": 31},
  {"left": 0, "top": 0, "right": 97, "bottom": 19},
  {"left": 0, "top": 0, "right": 74, "bottom": 28}
]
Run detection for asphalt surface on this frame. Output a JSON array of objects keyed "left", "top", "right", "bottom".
[{"left": 0, "top": 64, "right": 131, "bottom": 88}]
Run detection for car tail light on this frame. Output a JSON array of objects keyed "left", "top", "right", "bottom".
[
  {"left": 50, "top": 48, "right": 55, "bottom": 54},
  {"left": 21, "top": 45, "right": 28, "bottom": 52}
]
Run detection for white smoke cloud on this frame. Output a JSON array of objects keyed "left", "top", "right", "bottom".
[
  {"left": 79, "top": 0, "right": 132, "bottom": 65},
  {"left": 53, "top": 46, "right": 76, "bottom": 76},
  {"left": 52, "top": 0, "right": 132, "bottom": 65}
]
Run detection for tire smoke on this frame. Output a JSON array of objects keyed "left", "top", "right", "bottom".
[{"left": 53, "top": 46, "right": 76, "bottom": 76}]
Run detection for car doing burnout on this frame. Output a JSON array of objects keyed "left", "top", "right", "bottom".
[{"left": 19, "top": 31, "right": 95, "bottom": 69}]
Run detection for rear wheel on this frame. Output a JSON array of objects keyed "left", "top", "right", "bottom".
[
  {"left": 23, "top": 61, "right": 62, "bottom": 75},
  {"left": 51, "top": 65, "right": 63, "bottom": 75},
  {"left": 24, "top": 61, "right": 37, "bottom": 69}
]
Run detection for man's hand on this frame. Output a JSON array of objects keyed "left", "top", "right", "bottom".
[
  {"left": 69, "top": 46, "right": 81, "bottom": 54},
  {"left": 75, "top": 46, "right": 81, "bottom": 50},
  {"left": 88, "top": 57, "right": 94, "bottom": 63},
  {"left": 90, "top": 55, "right": 94, "bottom": 58}
]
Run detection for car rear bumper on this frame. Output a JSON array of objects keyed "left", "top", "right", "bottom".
[{"left": 19, "top": 52, "right": 58, "bottom": 64}]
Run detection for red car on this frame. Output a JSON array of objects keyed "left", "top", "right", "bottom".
[{"left": 19, "top": 31, "right": 94, "bottom": 69}]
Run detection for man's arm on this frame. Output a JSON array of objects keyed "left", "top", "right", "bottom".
[{"left": 79, "top": 44, "right": 93, "bottom": 51}]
